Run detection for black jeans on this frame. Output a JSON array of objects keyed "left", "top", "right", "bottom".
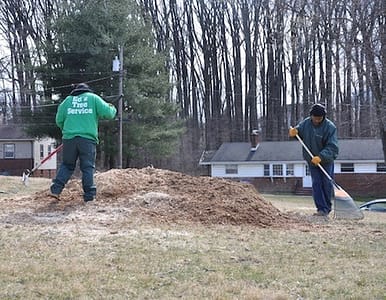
[
  {"left": 310, "top": 163, "right": 334, "bottom": 214},
  {"left": 51, "top": 136, "right": 96, "bottom": 201}
]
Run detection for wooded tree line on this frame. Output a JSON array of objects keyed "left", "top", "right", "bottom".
[
  {"left": 0, "top": 0, "right": 385, "bottom": 173},
  {"left": 140, "top": 0, "right": 385, "bottom": 141}
]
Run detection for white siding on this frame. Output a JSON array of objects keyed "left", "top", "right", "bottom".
[
  {"left": 212, "top": 163, "right": 302, "bottom": 178},
  {"left": 33, "top": 138, "right": 57, "bottom": 170},
  {"left": 239, "top": 164, "right": 264, "bottom": 177},
  {"left": 212, "top": 162, "right": 381, "bottom": 178},
  {"left": 212, "top": 164, "right": 263, "bottom": 177},
  {"left": 294, "top": 164, "right": 305, "bottom": 176},
  {"left": 212, "top": 164, "right": 262, "bottom": 177},
  {"left": 211, "top": 165, "right": 225, "bottom": 177}
]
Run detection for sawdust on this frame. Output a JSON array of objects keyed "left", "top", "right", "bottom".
[{"left": 3, "top": 167, "right": 306, "bottom": 228}]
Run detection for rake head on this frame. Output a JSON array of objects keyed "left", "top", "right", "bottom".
[{"left": 22, "top": 169, "right": 31, "bottom": 186}]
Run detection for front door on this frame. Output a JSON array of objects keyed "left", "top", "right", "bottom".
[{"left": 302, "top": 164, "right": 312, "bottom": 187}]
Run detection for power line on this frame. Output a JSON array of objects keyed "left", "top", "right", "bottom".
[
  {"left": 48, "top": 74, "right": 119, "bottom": 90},
  {"left": 17, "top": 103, "right": 58, "bottom": 109}
]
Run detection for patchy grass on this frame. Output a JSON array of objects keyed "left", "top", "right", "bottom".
[
  {"left": 0, "top": 177, "right": 385, "bottom": 299},
  {"left": 0, "top": 175, "right": 51, "bottom": 198},
  {"left": 0, "top": 222, "right": 385, "bottom": 299}
]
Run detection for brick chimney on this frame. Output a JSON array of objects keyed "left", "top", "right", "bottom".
[{"left": 250, "top": 130, "right": 260, "bottom": 151}]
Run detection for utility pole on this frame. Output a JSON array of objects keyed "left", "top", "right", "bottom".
[
  {"left": 113, "top": 46, "right": 124, "bottom": 169},
  {"left": 118, "top": 45, "right": 124, "bottom": 169}
]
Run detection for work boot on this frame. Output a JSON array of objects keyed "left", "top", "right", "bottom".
[
  {"left": 49, "top": 192, "right": 60, "bottom": 201},
  {"left": 313, "top": 211, "right": 328, "bottom": 217},
  {"left": 84, "top": 196, "right": 96, "bottom": 203}
]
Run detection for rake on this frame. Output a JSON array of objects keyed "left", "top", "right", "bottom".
[{"left": 22, "top": 144, "right": 63, "bottom": 185}]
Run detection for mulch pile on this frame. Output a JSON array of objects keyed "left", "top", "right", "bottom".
[{"left": 31, "top": 167, "right": 299, "bottom": 227}]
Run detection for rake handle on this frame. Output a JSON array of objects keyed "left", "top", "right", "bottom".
[
  {"left": 295, "top": 133, "right": 334, "bottom": 182},
  {"left": 27, "top": 144, "right": 63, "bottom": 175}
]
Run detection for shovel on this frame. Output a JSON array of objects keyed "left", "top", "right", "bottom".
[
  {"left": 295, "top": 133, "right": 363, "bottom": 220},
  {"left": 22, "top": 144, "right": 63, "bottom": 185}
]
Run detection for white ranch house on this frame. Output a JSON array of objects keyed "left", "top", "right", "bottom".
[
  {"left": 200, "top": 137, "right": 386, "bottom": 198},
  {"left": 0, "top": 124, "right": 58, "bottom": 178}
]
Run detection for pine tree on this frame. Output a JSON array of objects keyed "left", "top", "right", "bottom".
[{"left": 25, "top": 0, "right": 183, "bottom": 168}]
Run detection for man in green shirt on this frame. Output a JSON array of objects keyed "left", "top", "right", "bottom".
[{"left": 50, "top": 83, "right": 117, "bottom": 202}]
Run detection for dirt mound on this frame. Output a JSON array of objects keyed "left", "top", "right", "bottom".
[{"left": 30, "top": 167, "right": 295, "bottom": 227}]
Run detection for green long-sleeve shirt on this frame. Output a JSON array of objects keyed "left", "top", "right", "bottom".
[{"left": 56, "top": 92, "right": 117, "bottom": 143}]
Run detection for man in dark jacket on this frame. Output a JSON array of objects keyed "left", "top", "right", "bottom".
[{"left": 289, "top": 103, "right": 339, "bottom": 216}]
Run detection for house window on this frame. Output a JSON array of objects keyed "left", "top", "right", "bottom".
[
  {"left": 272, "top": 164, "right": 283, "bottom": 176},
  {"left": 264, "top": 164, "right": 270, "bottom": 176},
  {"left": 264, "top": 164, "right": 294, "bottom": 177},
  {"left": 225, "top": 164, "right": 238, "bottom": 174},
  {"left": 376, "top": 163, "right": 386, "bottom": 173},
  {"left": 341, "top": 163, "right": 354, "bottom": 173},
  {"left": 40, "top": 144, "right": 44, "bottom": 158},
  {"left": 48, "top": 144, "right": 52, "bottom": 155},
  {"left": 4, "top": 144, "right": 15, "bottom": 158},
  {"left": 286, "top": 164, "right": 294, "bottom": 176}
]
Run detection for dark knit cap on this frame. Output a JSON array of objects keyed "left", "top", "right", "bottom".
[
  {"left": 70, "top": 83, "right": 93, "bottom": 96},
  {"left": 310, "top": 103, "right": 326, "bottom": 117}
]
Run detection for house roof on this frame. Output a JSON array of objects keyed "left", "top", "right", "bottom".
[
  {"left": 199, "top": 150, "right": 217, "bottom": 165},
  {"left": 0, "top": 124, "right": 34, "bottom": 141},
  {"left": 204, "top": 139, "right": 384, "bottom": 164}
]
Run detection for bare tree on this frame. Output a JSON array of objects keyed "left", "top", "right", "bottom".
[
  {"left": 262, "top": 0, "right": 287, "bottom": 140},
  {"left": 228, "top": 2, "right": 244, "bottom": 141},
  {"left": 0, "top": 0, "right": 59, "bottom": 118},
  {"left": 378, "top": 0, "right": 386, "bottom": 159}
]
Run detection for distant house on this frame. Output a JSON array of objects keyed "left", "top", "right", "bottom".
[
  {"left": 0, "top": 124, "right": 58, "bottom": 178},
  {"left": 199, "top": 133, "right": 386, "bottom": 198}
]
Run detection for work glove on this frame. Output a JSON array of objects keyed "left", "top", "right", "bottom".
[
  {"left": 289, "top": 127, "right": 298, "bottom": 137},
  {"left": 311, "top": 156, "right": 321, "bottom": 165}
]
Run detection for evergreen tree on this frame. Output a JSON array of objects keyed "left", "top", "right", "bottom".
[{"left": 26, "top": 0, "right": 183, "bottom": 168}]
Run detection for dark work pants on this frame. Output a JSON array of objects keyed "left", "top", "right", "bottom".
[
  {"left": 310, "top": 163, "right": 334, "bottom": 214},
  {"left": 51, "top": 136, "right": 96, "bottom": 201}
]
